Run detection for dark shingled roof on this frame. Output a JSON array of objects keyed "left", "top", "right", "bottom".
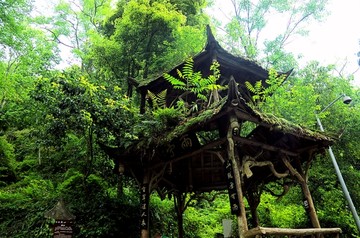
[{"left": 137, "top": 25, "right": 293, "bottom": 113}]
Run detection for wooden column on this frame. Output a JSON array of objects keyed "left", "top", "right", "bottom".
[
  {"left": 140, "top": 173, "right": 150, "bottom": 238},
  {"left": 227, "top": 114, "right": 248, "bottom": 238},
  {"left": 174, "top": 192, "right": 186, "bottom": 238},
  {"left": 282, "top": 156, "right": 321, "bottom": 228}
]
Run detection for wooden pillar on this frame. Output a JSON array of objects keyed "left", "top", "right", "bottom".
[
  {"left": 140, "top": 173, "right": 150, "bottom": 238},
  {"left": 301, "top": 181, "right": 321, "bottom": 228},
  {"left": 174, "top": 193, "right": 185, "bottom": 238},
  {"left": 282, "top": 156, "right": 321, "bottom": 228},
  {"left": 227, "top": 114, "right": 248, "bottom": 238}
]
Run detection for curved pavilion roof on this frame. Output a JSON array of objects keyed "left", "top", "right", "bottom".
[{"left": 137, "top": 25, "right": 293, "bottom": 113}]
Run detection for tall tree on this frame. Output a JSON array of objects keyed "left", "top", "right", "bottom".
[
  {"left": 219, "top": 0, "right": 328, "bottom": 71},
  {"left": 36, "top": 0, "right": 113, "bottom": 70},
  {"left": 89, "top": 0, "right": 209, "bottom": 97}
]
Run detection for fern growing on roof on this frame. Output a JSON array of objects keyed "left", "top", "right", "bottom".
[
  {"left": 245, "top": 68, "right": 286, "bottom": 106},
  {"left": 164, "top": 57, "right": 223, "bottom": 103},
  {"left": 147, "top": 89, "right": 167, "bottom": 109}
]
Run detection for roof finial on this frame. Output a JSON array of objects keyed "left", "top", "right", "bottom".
[
  {"left": 206, "top": 25, "right": 216, "bottom": 43},
  {"left": 205, "top": 25, "right": 219, "bottom": 52}
]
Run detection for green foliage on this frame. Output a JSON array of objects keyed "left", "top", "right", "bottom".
[
  {"left": 94, "top": 0, "right": 208, "bottom": 83},
  {"left": 183, "top": 193, "right": 231, "bottom": 238},
  {"left": 257, "top": 191, "right": 307, "bottom": 228},
  {"left": 150, "top": 194, "right": 178, "bottom": 237},
  {"left": 147, "top": 89, "right": 168, "bottom": 109},
  {"left": 36, "top": 0, "right": 112, "bottom": 67},
  {"left": 0, "top": 136, "right": 16, "bottom": 186},
  {"left": 0, "top": 0, "right": 359, "bottom": 237},
  {"left": 0, "top": 0, "right": 32, "bottom": 50},
  {"left": 0, "top": 175, "right": 56, "bottom": 238},
  {"left": 164, "top": 58, "right": 223, "bottom": 103},
  {"left": 223, "top": 0, "right": 328, "bottom": 70},
  {"left": 112, "top": 0, "right": 187, "bottom": 79},
  {"left": 245, "top": 68, "right": 286, "bottom": 107},
  {"left": 152, "top": 107, "right": 184, "bottom": 127}
]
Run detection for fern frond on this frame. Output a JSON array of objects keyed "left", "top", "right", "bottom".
[
  {"left": 245, "top": 81, "right": 256, "bottom": 93},
  {"left": 164, "top": 73, "right": 186, "bottom": 87},
  {"left": 147, "top": 90, "right": 157, "bottom": 107},
  {"left": 182, "top": 58, "right": 194, "bottom": 78},
  {"left": 165, "top": 56, "right": 222, "bottom": 106},
  {"left": 157, "top": 89, "right": 167, "bottom": 108},
  {"left": 254, "top": 80, "right": 263, "bottom": 92},
  {"left": 197, "top": 93, "right": 208, "bottom": 101},
  {"left": 147, "top": 89, "right": 167, "bottom": 109},
  {"left": 207, "top": 84, "right": 224, "bottom": 90},
  {"left": 176, "top": 69, "right": 184, "bottom": 80}
]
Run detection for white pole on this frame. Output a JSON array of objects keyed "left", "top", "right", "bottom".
[{"left": 315, "top": 114, "right": 360, "bottom": 232}]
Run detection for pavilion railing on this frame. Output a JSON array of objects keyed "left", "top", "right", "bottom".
[{"left": 244, "top": 227, "right": 342, "bottom": 238}]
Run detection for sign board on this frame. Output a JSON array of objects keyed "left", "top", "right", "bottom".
[
  {"left": 224, "top": 159, "right": 240, "bottom": 215},
  {"left": 140, "top": 184, "right": 150, "bottom": 230},
  {"left": 53, "top": 220, "right": 74, "bottom": 238},
  {"left": 44, "top": 199, "right": 76, "bottom": 238},
  {"left": 163, "top": 133, "right": 201, "bottom": 160},
  {"left": 222, "top": 219, "right": 232, "bottom": 238}
]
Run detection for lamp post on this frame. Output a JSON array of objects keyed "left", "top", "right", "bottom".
[{"left": 315, "top": 94, "right": 360, "bottom": 232}]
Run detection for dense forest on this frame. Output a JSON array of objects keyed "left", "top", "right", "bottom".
[{"left": 0, "top": 0, "right": 359, "bottom": 237}]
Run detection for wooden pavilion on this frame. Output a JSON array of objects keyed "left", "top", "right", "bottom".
[{"left": 101, "top": 26, "right": 341, "bottom": 238}]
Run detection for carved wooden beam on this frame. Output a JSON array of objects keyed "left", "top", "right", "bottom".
[
  {"left": 147, "top": 138, "right": 227, "bottom": 170},
  {"left": 233, "top": 136, "right": 298, "bottom": 157},
  {"left": 281, "top": 156, "right": 304, "bottom": 183},
  {"left": 243, "top": 156, "right": 289, "bottom": 179}
]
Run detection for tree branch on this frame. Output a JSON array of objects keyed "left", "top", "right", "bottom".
[{"left": 44, "top": 27, "right": 75, "bottom": 49}]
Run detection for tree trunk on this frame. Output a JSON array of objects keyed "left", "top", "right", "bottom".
[
  {"left": 177, "top": 210, "right": 184, "bottom": 238},
  {"left": 117, "top": 175, "right": 123, "bottom": 197}
]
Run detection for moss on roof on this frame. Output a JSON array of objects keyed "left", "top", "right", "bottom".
[
  {"left": 122, "top": 95, "right": 333, "bottom": 158},
  {"left": 161, "top": 98, "right": 227, "bottom": 143},
  {"left": 252, "top": 108, "right": 334, "bottom": 141}
]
